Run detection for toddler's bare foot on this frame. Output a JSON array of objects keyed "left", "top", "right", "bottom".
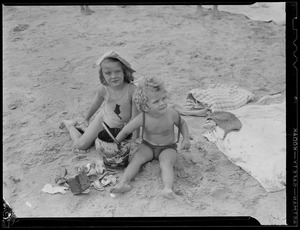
[
  {"left": 61, "top": 120, "right": 78, "bottom": 129},
  {"left": 160, "top": 188, "right": 177, "bottom": 199},
  {"left": 110, "top": 182, "right": 131, "bottom": 194}
]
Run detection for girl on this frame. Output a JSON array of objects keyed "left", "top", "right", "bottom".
[{"left": 61, "top": 51, "right": 139, "bottom": 150}]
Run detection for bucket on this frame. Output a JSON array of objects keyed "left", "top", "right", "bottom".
[{"left": 95, "top": 122, "right": 132, "bottom": 171}]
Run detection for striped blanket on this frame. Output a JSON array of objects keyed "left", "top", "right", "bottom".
[{"left": 187, "top": 84, "right": 255, "bottom": 112}]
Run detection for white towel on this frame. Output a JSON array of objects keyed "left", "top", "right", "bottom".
[{"left": 203, "top": 102, "right": 286, "bottom": 192}]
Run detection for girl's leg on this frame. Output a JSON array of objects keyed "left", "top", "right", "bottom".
[
  {"left": 62, "top": 112, "right": 103, "bottom": 150},
  {"left": 110, "top": 144, "right": 153, "bottom": 194},
  {"left": 158, "top": 149, "right": 178, "bottom": 199}
]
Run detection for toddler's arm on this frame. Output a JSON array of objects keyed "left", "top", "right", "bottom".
[
  {"left": 180, "top": 120, "right": 191, "bottom": 150},
  {"left": 116, "top": 113, "right": 142, "bottom": 143},
  {"left": 172, "top": 109, "right": 191, "bottom": 150}
]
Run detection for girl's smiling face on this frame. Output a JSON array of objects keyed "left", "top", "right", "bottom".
[
  {"left": 101, "top": 59, "right": 125, "bottom": 88},
  {"left": 146, "top": 90, "right": 168, "bottom": 115}
]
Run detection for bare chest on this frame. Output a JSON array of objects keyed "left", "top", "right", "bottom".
[{"left": 144, "top": 115, "right": 174, "bottom": 135}]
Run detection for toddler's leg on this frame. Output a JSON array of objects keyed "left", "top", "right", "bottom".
[
  {"left": 158, "top": 149, "right": 178, "bottom": 199},
  {"left": 110, "top": 144, "right": 153, "bottom": 194}
]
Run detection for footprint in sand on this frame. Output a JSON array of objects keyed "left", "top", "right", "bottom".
[
  {"left": 103, "top": 203, "right": 116, "bottom": 217},
  {"left": 12, "top": 24, "right": 29, "bottom": 32}
]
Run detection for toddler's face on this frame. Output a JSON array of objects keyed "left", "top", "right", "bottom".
[
  {"left": 101, "top": 59, "right": 125, "bottom": 87},
  {"left": 146, "top": 90, "right": 168, "bottom": 115}
]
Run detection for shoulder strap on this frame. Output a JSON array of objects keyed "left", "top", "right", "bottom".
[
  {"left": 176, "top": 111, "right": 181, "bottom": 143},
  {"left": 142, "top": 112, "right": 146, "bottom": 140}
]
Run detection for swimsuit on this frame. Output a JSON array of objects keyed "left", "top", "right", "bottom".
[
  {"left": 141, "top": 111, "right": 181, "bottom": 159},
  {"left": 100, "top": 83, "right": 133, "bottom": 129}
]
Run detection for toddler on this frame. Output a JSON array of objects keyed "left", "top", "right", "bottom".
[{"left": 110, "top": 76, "right": 191, "bottom": 199}]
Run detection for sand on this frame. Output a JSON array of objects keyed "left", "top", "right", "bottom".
[{"left": 3, "top": 5, "right": 286, "bottom": 225}]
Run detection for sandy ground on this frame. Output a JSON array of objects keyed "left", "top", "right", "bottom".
[{"left": 3, "top": 5, "right": 286, "bottom": 226}]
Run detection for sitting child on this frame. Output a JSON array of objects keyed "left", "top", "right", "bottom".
[
  {"left": 110, "top": 76, "right": 191, "bottom": 199},
  {"left": 61, "top": 50, "right": 139, "bottom": 150}
]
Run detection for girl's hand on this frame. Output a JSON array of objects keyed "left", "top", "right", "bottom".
[
  {"left": 76, "top": 119, "right": 89, "bottom": 132},
  {"left": 181, "top": 138, "right": 191, "bottom": 151},
  {"left": 83, "top": 119, "right": 89, "bottom": 127}
]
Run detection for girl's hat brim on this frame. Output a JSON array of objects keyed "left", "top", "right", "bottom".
[{"left": 95, "top": 50, "right": 135, "bottom": 74}]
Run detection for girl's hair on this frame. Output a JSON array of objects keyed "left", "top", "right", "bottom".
[
  {"left": 134, "top": 76, "right": 167, "bottom": 111},
  {"left": 98, "top": 58, "right": 134, "bottom": 86}
]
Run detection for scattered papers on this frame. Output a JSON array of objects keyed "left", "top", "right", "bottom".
[
  {"left": 42, "top": 184, "right": 68, "bottom": 194},
  {"left": 25, "top": 201, "right": 32, "bottom": 207}
]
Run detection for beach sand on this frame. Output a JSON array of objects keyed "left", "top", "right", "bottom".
[{"left": 3, "top": 5, "right": 286, "bottom": 225}]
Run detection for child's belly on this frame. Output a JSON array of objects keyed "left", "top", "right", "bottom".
[{"left": 144, "top": 131, "right": 175, "bottom": 146}]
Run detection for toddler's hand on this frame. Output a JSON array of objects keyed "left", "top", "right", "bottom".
[
  {"left": 181, "top": 138, "right": 191, "bottom": 151},
  {"left": 117, "top": 141, "right": 126, "bottom": 150},
  {"left": 129, "top": 137, "right": 142, "bottom": 147}
]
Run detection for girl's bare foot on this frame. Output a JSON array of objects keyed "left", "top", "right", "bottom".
[
  {"left": 61, "top": 120, "right": 77, "bottom": 129},
  {"left": 160, "top": 187, "right": 177, "bottom": 199},
  {"left": 76, "top": 123, "right": 87, "bottom": 133},
  {"left": 110, "top": 182, "right": 131, "bottom": 194}
]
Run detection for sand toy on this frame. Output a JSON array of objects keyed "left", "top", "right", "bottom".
[{"left": 95, "top": 122, "right": 132, "bottom": 171}]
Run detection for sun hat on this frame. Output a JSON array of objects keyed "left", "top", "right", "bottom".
[{"left": 95, "top": 50, "right": 135, "bottom": 74}]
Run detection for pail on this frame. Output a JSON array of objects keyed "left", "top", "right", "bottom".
[{"left": 95, "top": 122, "right": 132, "bottom": 171}]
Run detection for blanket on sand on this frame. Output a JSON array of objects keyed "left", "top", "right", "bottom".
[
  {"left": 203, "top": 102, "right": 286, "bottom": 192},
  {"left": 187, "top": 83, "right": 255, "bottom": 112}
]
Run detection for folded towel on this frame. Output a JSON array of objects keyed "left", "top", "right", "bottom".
[{"left": 187, "top": 84, "right": 255, "bottom": 112}]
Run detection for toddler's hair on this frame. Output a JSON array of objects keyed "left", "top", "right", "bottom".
[
  {"left": 134, "top": 76, "right": 167, "bottom": 111},
  {"left": 98, "top": 58, "right": 134, "bottom": 86}
]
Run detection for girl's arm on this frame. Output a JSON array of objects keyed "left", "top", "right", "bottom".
[
  {"left": 129, "top": 84, "right": 140, "bottom": 139},
  {"left": 84, "top": 86, "right": 105, "bottom": 123},
  {"left": 116, "top": 113, "right": 142, "bottom": 143}
]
